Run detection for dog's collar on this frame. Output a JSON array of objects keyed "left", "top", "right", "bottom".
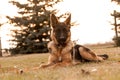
[{"left": 55, "top": 43, "right": 67, "bottom": 49}]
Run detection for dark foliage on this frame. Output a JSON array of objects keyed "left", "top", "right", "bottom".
[
  {"left": 113, "top": 37, "right": 120, "bottom": 46},
  {"left": 112, "top": 0, "right": 120, "bottom": 4},
  {"left": 111, "top": 10, "right": 120, "bottom": 46},
  {"left": 7, "top": 0, "right": 62, "bottom": 54}
]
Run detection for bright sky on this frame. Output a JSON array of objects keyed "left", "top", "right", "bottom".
[
  {"left": 0, "top": 0, "right": 119, "bottom": 49},
  {"left": 56, "top": 0, "right": 116, "bottom": 44}
]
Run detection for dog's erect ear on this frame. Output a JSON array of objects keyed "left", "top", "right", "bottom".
[
  {"left": 65, "top": 14, "right": 71, "bottom": 26},
  {"left": 50, "top": 14, "right": 58, "bottom": 28}
]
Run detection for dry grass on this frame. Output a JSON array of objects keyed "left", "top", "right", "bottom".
[{"left": 0, "top": 44, "right": 120, "bottom": 80}]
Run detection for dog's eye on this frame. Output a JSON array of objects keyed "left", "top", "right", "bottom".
[
  {"left": 62, "top": 28, "right": 67, "bottom": 32},
  {"left": 63, "top": 28, "right": 70, "bottom": 32}
]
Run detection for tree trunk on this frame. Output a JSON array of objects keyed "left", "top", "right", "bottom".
[
  {"left": 114, "top": 10, "right": 118, "bottom": 38},
  {"left": 0, "top": 37, "right": 2, "bottom": 57}
]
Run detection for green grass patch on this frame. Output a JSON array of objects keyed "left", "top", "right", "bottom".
[{"left": 0, "top": 45, "right": 120, "bottom": 80}]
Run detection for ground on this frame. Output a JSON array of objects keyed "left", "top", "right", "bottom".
[{"left": 0, "top": 43, "right": 120, "bottom": 80}]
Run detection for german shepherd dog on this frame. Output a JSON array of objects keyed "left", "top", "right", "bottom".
[{"left": 40, "top": 13, "right": 108, "bottom": 68}]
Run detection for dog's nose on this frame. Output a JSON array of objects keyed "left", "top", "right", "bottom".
[{"left": 60, "top": 36, "right": 66, "bottom": 41}]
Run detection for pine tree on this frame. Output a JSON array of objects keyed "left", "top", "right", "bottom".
[
  {"left": 111, "top": 0, "right": 120, "bottom": 4},
  {"left": 7, "top": 0, "right": 61, "bottom": 54},
  {"left": 111, "top": 10, "right": 120, "bottom": 46},
  {"left": 111, "top": 0, "right": 120, "bottom": 46}
]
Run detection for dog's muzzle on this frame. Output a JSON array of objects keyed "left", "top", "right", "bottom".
[{"left": 58, "top": 36, "right": 67, "bottom": 45}]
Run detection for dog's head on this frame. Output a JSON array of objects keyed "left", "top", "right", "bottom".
[{"left": 50, "top": 14, "right": 71, "bottom": 46}]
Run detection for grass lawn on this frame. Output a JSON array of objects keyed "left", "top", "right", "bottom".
[{"left": 0, "top": 44, "right": 120, "bottom": 80}]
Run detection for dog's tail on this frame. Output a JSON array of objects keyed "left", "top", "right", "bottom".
[{"left": 97, "top": 54, "right": 109, "bottom": 60}]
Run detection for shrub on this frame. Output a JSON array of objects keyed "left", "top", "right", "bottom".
[{"left": 113, "top": 37, "right": 120, "bottom": 46}]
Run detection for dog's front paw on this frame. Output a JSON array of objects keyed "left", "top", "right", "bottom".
[{"left": 39, "top": 64, "right": 48, "bottom": 68}]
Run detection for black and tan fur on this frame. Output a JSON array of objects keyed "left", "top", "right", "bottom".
[{"left": 40, "top": 13, "right": 108, "bottom": 68}]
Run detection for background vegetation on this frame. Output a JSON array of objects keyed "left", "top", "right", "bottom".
[
  {"left": 111, "top": 0, "right": 120, "bottom": 46},
  {"left": 6, "top": 0, "right": 62, "bottom": 54}
]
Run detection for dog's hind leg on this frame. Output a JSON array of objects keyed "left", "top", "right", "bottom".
[
  {"left": 78, "top": 47, "right": 104, "bottom": 62},
  {"left": 97, "top": 54, "right": 109, "bottom": 60}
]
